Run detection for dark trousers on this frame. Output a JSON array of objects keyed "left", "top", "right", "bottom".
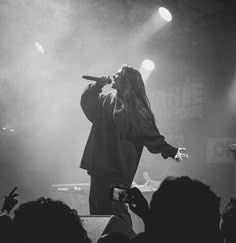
[{"left": 89, "top": 171, "right": 133, "bottom": 228}]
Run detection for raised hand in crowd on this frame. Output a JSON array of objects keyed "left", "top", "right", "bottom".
[
  {"left": 1, "top": 187, "right": 19, "bottom": 215},
  {"left": 0, "top": 187, "right": 18, "bottom": 243}
]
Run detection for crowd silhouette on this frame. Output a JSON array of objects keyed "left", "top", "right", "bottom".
[{"left": 1, "top": 175, "right": 234, "bottom": 243}]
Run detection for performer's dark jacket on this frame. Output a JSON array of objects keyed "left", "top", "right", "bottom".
[{"left": 80, "top": 83, "right": 178, "bottom": 186}]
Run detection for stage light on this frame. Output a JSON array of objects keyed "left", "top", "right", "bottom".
[
  {"left": 35, "top": 41, "right": 45, "bottom": 54},
  {"left": 140, "top": 59, "right": 155, "bottom": 83},
  {"left": 142, "top": 59, "right": 155, "bottom": 71},
  {"left": 158, "top": 7, "right": 172, "bottom": 22}
]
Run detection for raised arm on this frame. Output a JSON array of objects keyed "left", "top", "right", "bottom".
[
  {"left": 1, "top": 187, "right": 19, "bottom": 215},
  {"left": 80, "top": 83, "right": 103, "bottom": 123}
]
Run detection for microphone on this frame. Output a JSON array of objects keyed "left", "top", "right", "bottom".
[{"left": 82, "top": 75, "right": 112, "bottom": 84}]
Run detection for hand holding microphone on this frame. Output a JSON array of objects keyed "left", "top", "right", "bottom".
[{"left": 82, "top": 75, "right": 112, "bottom": 87}]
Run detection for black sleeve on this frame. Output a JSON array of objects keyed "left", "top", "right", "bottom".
[
  {"left": 131, "top": 120, "right": 178, "bottom": 159},
  {"left": 80, "top": 83, "right": 103, "bottom": 123}
]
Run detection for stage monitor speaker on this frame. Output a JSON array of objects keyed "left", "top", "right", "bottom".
[{"left": 80, "top": 215, "right": 136, "bottom": 243}]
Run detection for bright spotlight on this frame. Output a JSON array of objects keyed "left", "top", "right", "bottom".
[
  {"left": 142, "top": 60, "right": 155, "bottom": 72},
  {"left": 35, "top": 41, "right": 45, "bottom": 54},
  {"left": 158, "top": 7, "right": 172, "bottom": 22},
  {"left": 140, "top": 60, "right": 155, "bottom": 83}
]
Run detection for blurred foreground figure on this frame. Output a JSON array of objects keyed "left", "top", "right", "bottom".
[
  {"left": 13, "top": 197, "right": 91, "bottom": 243},
  {"left": 220, "top": 197, "right": 236, "bottom": 243},
  {"left": 128, "top": 176, "right": 223, "bottom": 243}
]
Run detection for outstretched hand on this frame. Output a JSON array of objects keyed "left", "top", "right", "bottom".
[
  {"left": 1, "top": 187, "right": 19, "bottom": 214},
  {"left": 174, "top": 148, "right": 189, "bottom": 162}
]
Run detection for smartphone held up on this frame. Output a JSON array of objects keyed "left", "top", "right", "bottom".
[{"left": 109, "top": 185, "right": 136, "bottom": 204}]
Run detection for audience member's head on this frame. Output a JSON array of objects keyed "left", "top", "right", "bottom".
[
  {"left": 13, "top": 197, "right": 91, "bottom": 243},
  {"left": 97, "top": 232, "right": 130, "bottom": 243},
  {"left": 0, "top": 213, "right": 13, "bottom": 243},
  {"left": 148, "top": 176, "right": 222, "bottom": 243},
  {"left": 220, "top": 197, "right": 236, "bottom": 243}
]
